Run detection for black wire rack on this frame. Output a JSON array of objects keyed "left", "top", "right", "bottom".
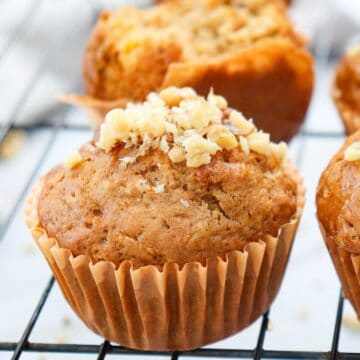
[{"left": 0, "top": 1, "right": 358, "bottom": 359}]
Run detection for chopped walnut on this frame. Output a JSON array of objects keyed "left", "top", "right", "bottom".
[
  {"left": 168, "top": 145, "right": 186, "bottom": 163},
  {"left": 97, "top": 109, "right": 131, "bottom": 150},
  {"left": 63, "top": 151, "right": 83, "bottom": 169},
  {"left": 207, "top": 124, "right": 237, "bottom": 149},
  {"left": 207, "top": 91, "right": 228, "bottom": 110},
  {"left": 96, "top": 87, "right": 288, "bottom": 168},
  {"left": 344, "top": 141, "right": 360, "bottom": 161},
  {"left": 159, "top": 86, "right": 196, "bottom": 107},
  {"left": 247, "top": 132, "right": 270, "bottom": 156},
  {"left": 229, "top": 110, "right": 255, "bottom": 135},
  {"left": 180, "top": 198, "right": 190, "bottom": 208},
  {"left": 271, "top": 142, "right": 288, "bottom": 165},
  {"left": 136, "top": 108, "right": 166, "bottom": 138},
  {"left": 182, "top": 134, "right": 220, "bottom": 167},
  {"left": 159, "top": 135, "right": 170, "bottom": 153},
  {"left": 239, "top": 135, "right": 250, "bottom": 155}
]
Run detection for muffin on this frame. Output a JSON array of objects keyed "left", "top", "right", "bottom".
[
  {"left": 68, "top": 0, "right": 313, "bottom": 142},
  {"left": 26, "top": 88, "right": 304, "bottom": 350},
  {"left": 317, "top": 131, "right": 360, "bottom": 314},
  {"left": 333, "top": 44, "right": 360, "bottom": 135}
]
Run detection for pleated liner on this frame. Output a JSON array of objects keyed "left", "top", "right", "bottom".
[
  {"left": 25, "top": 167, "right": 304, "bottom": 351},
  {"left": 319, "top": 224, "right": 360, "bottom": 315}
]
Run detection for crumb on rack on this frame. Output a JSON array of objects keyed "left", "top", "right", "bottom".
[
  {"left": 343, "top": 314, "right": 360, "bottom": 332},
  {"left": 297, "top": 310, "right": 311, "bottom": 321},
  {"left": 120, "top": 156, "right": 136, "bottom": 169},
  {"left": 21, "top": 242, "right": 36, "bottom": 255},
  {"left": 63, "top": 150, "right": 83, "bottom": 169},
  {"left": 61, "top": 316, "right": 72, "bottom": 328},
  {"left": 0, "top": 130, "right": 26, "bottom": 159},
  {"left": 344, "top": 141, "right": 360, "bottom": 162},
  {"left": 54, "top": 333, "right": 68, "bottom": 344}
]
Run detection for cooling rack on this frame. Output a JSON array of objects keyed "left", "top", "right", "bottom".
[{"left": 0, "top": 0, "right": 358, "bottom": 359}]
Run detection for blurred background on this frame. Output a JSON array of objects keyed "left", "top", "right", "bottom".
[{"left": 1, "top": 0, "right": 360, "bottom": 359}]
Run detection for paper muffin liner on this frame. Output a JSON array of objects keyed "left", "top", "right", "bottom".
[
  {"left": 25, "top": 167, "right": 304, "bottom": 351},
  {"left": 319, "top": 225, "right": 360, "bottom": 315}
]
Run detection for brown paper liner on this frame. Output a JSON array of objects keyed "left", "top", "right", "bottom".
[
  {"left": 319, "top": 224, "right": 360, "bottom": 314},
  {"left": 25, "top": 167, "right": 304, "bottom": 351}
]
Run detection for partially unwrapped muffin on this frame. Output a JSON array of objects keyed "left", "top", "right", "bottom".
[
  {"left": 73, "top": 0, "right": 313, "bottom": 142},
  {"left": 333, "top": 44, "right": 360, "bottom": 135},
  {"left": 27, "top": 88, "right": 304, "bottom": 350}
]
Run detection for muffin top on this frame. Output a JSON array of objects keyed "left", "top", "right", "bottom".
[
  {"left": 333, "top": 44, "right": 360, "bottom": 134},
  {"left": 85, "top": 0, "right": 302, "bottom": 102},
  {"left": 317, "top": 131, "right": 360, "bottom": 253},
  {"left": 98, "top": 0, "right": 298, "bottom": 58},
  {"left": 38, "top": 88, "right": 298, "bottom": 267}
]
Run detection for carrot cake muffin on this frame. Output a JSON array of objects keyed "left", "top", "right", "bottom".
[{"left": 27, "top": 87, "right": 304, "bottom": 350}]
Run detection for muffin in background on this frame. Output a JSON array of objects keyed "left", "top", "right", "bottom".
[
  {"left": 68, "top": 0, "right": 313, "bottom": 142},
  {"left": 27, "top": 87, "right": 304, "bottom": 350},
  {"left": 333, "top": 44, "right": 360, "bottom": 134},
  {"left": 317, "top": 131, "right": 360, "bottom": 315}
]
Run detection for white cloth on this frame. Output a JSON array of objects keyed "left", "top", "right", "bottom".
[{"left": 290, "top": 0, "right": 360, "bottom": 54}]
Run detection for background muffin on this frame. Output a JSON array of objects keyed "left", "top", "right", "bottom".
[
  {"left": 76, "top": 0, "right": 313, "bottom": 142},
  {"left": 28, "top": 88, "right": 304, "bottom": 350},
  {"left": 333, "top": 44, "right": 360, "bottom": 135},
  {"left": 317, "top": 131, "right": 360, "bottom": 314}
]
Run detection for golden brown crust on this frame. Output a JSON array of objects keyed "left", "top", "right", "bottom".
[
  {"left": 317, "top": 131, "right": 360, "bottom": 254},
  {"left": 81, "top": 0, "right": 313, "bottom": 142},
  {"left": 83, "top": 10, "right": 183, "bottom": 102},
  {"left": 333, "top": 46, "right": 360, "bottom": 135},
  {"left": 162, "top": 38, "right": 313, "bottom": 142},
  {"left": 38, "top": 142, "right": 297, "bottom": 268}
]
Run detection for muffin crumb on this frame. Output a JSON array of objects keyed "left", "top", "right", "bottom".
[
  {"left": 343, "top": 314, "right": 360, "bottom": 332},
  {"left": 180, "top": 198, "right": 190, "bottom": 208},
  {"left": 137, "top": 179, "right": 148, "bottom": 190},
  {"left": 153, "top": 183, "right": 165, "bottom": 193}
]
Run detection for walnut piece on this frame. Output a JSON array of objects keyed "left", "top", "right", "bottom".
[
  {"left": 63, "top": 151, "right": 83, "bottom": 169},
  {"left": 95, "top": 87, "right": 288, "bottom": 168},
  {"left": 344, "top": 141, "right": 360, "bottom": 161}
]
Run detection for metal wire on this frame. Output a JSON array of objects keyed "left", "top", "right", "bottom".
[
  {"left": 11, "top": 278, "right": 55, "bottom": 360},
  {"left": 0, "top": 0, "right": 355, "bottom": 359},
  {"left": 330, "top": 290, "right": 345, "bottom": 360}
]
